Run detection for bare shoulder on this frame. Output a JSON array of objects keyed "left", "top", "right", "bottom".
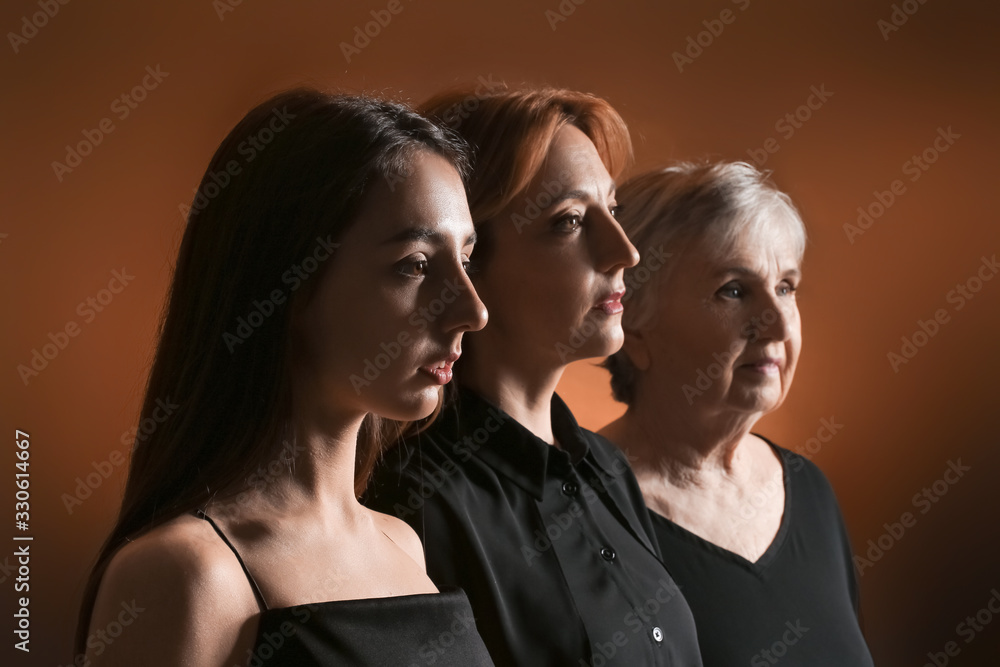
[
  {"left": 85, "top": 514, "right": 259, "bottom": 667},
  {"left": 369, "top": 509, "right": 426, "bottom": 569}
]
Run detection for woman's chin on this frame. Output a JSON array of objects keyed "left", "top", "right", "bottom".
[
  {"left": 725, "top": 386, "right": 785, "bottom": 416},
  {"left": 559, "top": 327, "right": 624, "bottom": 363},
  {"left": 372, "top": 387, "right": 443, "bottom": 423}
]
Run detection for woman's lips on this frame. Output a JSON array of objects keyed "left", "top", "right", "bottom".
[
  {"left": 420, "top": 352, "right": 460, "bottom": 385},
  {"left": 741, "top": 358, "right": 782, "bottom": 375},
  {"left": 594, "top": 289, "right": 626, "bottom": 316}
]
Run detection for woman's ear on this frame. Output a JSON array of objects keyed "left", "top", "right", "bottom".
[{"left": 621, "top": 327, "right": 651, "bottom": 371}]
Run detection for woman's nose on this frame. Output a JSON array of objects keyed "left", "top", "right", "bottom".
[
  {"left": 594, "top": 210, "right": 640, "bottom": 273},
  {"left": 440, "top": 266, "right": 488, "bottom": 334},
  {"left": 747, "top": 299, "right": 793, "bottom": 343}
]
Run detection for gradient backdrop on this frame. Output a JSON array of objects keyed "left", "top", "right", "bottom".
[{"left": 2, "top": 1, "right": 998, "bottom": 665}]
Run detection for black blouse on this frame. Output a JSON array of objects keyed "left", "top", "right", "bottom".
[
  {"left": 649, "top": 440, "right": 874, "bottom": 666},
  {"left": 364, "top": 387, "right": 702, "bottom": 666}
]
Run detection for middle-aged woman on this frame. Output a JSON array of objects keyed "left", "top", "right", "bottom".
[
  {"left": 364, "top": 87, "right": 703, "bottom": 667},
  {"left": 76, "top": 89, "right": 495, "bottom": 666},
  {"left": 600, "top": 161, "right": 874, "bottom": 666}
]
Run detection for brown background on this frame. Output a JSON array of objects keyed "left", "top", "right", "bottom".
[{"left": 2, "top": 0, "right": 998, "bottom": 665}]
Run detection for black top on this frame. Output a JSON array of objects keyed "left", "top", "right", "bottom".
[
  {"left": 648, "top": 441, "right": 874, "bottom": 667},
  {"left": 195, "top": 510, "right": 494, "bottom": 666},
  {"left": 363, "top": 387, "right": 703, "bottom": 667}
]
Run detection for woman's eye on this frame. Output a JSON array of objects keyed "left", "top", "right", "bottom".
[
  {"left": 396, "top": 259, "right": 428, "bottom": 278},
  {"left": 718, "top": 282, "right": 744, "bottom": 299},
  {"left": 777, "top": 282, "right": 798, "bottom": 297},
  {"left": 609, "top": 205, "right": 622, "bottom": 218},
  {"left": 554, "top": 213, "right": 583, "bottom": 232},
  {"left": 462, "top": 258, "right": 479, "bottom": 276}
]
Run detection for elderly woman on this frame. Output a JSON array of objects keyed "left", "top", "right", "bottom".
[{"left": 600, "top": 162, "right": 874, "bottom": 666}]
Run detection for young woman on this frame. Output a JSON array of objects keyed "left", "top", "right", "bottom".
[
  {"left": 76, "top": 89, "right": 494, "bottom": 666},
  {"left": 364, "top": 87, "right": 703, "bottom": 666}
]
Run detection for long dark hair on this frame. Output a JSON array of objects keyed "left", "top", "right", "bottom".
[{"left": 76, "top": 88, "right": 470, "bottom": 653}]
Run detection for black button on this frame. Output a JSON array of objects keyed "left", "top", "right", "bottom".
[
  {"left": 561, "top": 481, "right": 579, "bottom": 496},
  {"left": 600, "top": 546, "right": 616, "bottom": 561}
]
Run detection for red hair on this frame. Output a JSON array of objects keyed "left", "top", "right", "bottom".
[{"left": 421, "top": 85, "right": 633, "bottom": 229}]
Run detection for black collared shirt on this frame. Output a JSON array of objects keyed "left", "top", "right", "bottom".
[{"left": 364, "top": 387, "right": 702, "bottom": 667}]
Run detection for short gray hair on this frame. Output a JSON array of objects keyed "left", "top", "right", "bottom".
[{"left": 605, "top": 161, "right": 806, "bottom": 405}]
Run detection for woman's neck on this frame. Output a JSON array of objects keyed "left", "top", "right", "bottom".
[
  {"left": 288, "top": 415, "right": 367, "bottom": 511},
  {"left": 217, "top": 401, "right": 368, "bottom": 525},
  {"left": 601, "top": 396, "right": 762, "bottom": 486},
  {"left": 460, "top": 352, "right": 565, "bottom": 446}
]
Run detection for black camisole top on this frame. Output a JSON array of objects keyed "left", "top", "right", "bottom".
[{"left": 194, "top": 509, "right": 495, "bottom": 666}]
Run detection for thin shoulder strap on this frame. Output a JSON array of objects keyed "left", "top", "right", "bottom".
[{"left": 194, "top": 508, "right": 269, "bottom": 611}]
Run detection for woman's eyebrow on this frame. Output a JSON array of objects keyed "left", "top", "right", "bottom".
[
  {"left": 711, "top": 267, "right": 803, "bottom": 280},
  {"left": 711, "top": 266, "right": 755, "bottom": 278},
  {"left": 380, "top": 227, "right": 477, "bottom": 247},
  {"left": 381, "top": 227, "right": 439, "bottom": 245},
  {"left": 545, "top": 181, "right": 617, "bottom": 209}
]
